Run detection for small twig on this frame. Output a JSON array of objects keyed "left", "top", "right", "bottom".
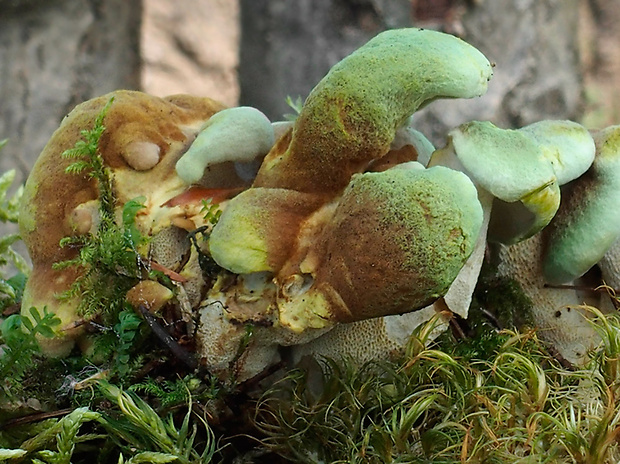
[
  {"left": 238, "top": 360, "right": 286, "bottom": 393},
  {"left": 544, "top": 283, "right": 616, "bottom": 293},
  {"left": 0, "top": 408, "right": 74, "bottom": 431},
  {"left": 137, "top": 304, "right": 198, "bottom": 370}
]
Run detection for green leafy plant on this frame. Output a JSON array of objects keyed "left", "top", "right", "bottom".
[
  {"left": 87, "top": 308, "right": 146, "bottom": 377},
  {"left": 61, "top": 98, "right": 115, "bottom": 222},
  {"left": 284, "top": 95, "right": 304, "bottom": 121},
  {"left": 53, "top": 97, "right": 149, "bottom": 320},
  {"left": 0, "top": 160, "right": 29, "bottom": 311},
  {"left": 201, "top": 199, "right": 222, "bottom": 227},
  {"left": 0, "top": 380, "right": 219, "bottom": 463},
  {"left": 53, "top": 196, "right": 149, "bottom": 319},
  {"left": 97, "top": 380, "right": 217, "bottom": 463},
  {"left": 0, "top": 307, "right": 61, "bottom": 400},
  {"left": 0, "top": 162, "right": 22, "bottom": 225},
  {"left": 20, "top": 407, "right": 102, "bottom": 464},
  {"left": 186, "top": 199, "right": 223, "bottom": 281},
  {"left": 129, "top": 376, "right": 217, "bottom": 410}
]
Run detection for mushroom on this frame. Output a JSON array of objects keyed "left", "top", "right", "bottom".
[
  {"left": 208, "top": 163, "right": 482, "bottom": 330},
  {"left": 175, "top": 106, "right": 275, "bottom": 185},
  {"left": 126, "top": 280, "right": 174, "bottom": 313},
  {"left": 19, "top": 90, "right": 227, "bottom": 355},
  {"left": 208, "top": 188, "right": 325, "bottom": 275},
  {"left": 199, "top": 164, "right": 482, "bottom": 379},
  {"left": 18, "top": 28, "right": 495, "bottom": 381},
  {"left": 390, "top": 125, "right": 436, "bottom": 167},
  {"left": 275, "top": 165, "right": 483, "bottom": 331},
  {"left": 429, "top": 121, "right": 562, "bottom": 245},
  {"left": 193, "top": 28, "right": 493, "bottom": 378},
  {"left": 254, "top": 27, "right": 493, "bottom": 195},
  {"left": 598, "top": 238, "right": 620, "bottom": 294},
  {"left": 543, "top": 125, "right": 620, "bottom": 285},
  {"left": 290, "top": 307, "right": 444, "bottom": 367},
  {"left": 490, "top": 125, "right": 617, "bottom": 365},
  {"left": 427, "top": 120, "right": 595, "bottom": 318},
  {"left": 494, "top": 233, "right": 607, "bottom": 365},
  {"left": 519, "top": 120, "right": 596, "bottom": 186}
]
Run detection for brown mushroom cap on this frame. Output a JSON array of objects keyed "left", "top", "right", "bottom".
[
  {"left": 20, "top": 91, "right": 225, "bottom": 263},
  {"left": 19, "top": 91, "right": 226, "bottom": 354},
  {"left": 277, "top": 165, "right": 483, "bottom": 331}
]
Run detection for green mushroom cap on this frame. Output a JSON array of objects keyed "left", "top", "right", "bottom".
[
  {"left": 254, "top": 27, "right": 493, "bottom": 194},
  {"left": 176, "top": 106, "right": 275, "bottom": 185},
  {"left": 543, "top": 125, "right": 620, "bottom": 285},
  {"left": 519, "top": 120, "right": 595, "bottom": 186},
  {"left": 431, "top": 121, "right": 561, "bottom": 244},
  {"left": 208, "top": 188, "right": 324, "bottom": 275},
  {"left": 442, "top": 121, "right": 557, "bottom": 202}
]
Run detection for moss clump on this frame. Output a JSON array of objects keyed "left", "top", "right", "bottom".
[{"left": 256, "top": 312, "right": 620, "bottom": 463}]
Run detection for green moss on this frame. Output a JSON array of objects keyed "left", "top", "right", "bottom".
[{"left": 257, "top": 313, "right": 620, "bottom": 463}]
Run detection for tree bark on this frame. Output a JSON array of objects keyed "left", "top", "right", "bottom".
[
  {"left": 238, "top": 0, "right": 583, "bottom": 144},
  {"left": 0, "top": 0, "right": 142, "bottom": 186},
  {"left": 414, "top": 0, "right": 583, "bottom": 142},
  {"left": 238, "top": 0, "right": 412, "bottom": 121}
]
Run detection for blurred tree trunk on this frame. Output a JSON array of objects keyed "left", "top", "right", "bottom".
[
  {"left": 580, "top": 0, "right": 620, "bottom": 128},
  {"left": 238, "top": 0, "right": 412, "bottom": 122},
  {"left": 238, "top": 0, "right": 582, "bottom": 143},
  {"left": 0, "top": 0, "right": 142, "bottom": 186}
]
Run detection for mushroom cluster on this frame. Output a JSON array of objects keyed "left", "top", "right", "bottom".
[{"left": 17, "top": 27, "right": 620, "bottom": 380}]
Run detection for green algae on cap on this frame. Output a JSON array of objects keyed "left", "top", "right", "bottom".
[
  {"left": 543, "top": 125, "right": 620, "bottom": 285},
  {"left": 431, "top": 121, "right": 561, "bottom": 244},
  {"left": 519, "top": 120, "right": 595, "bottom": 185},
  {"left": 442, "top": 121, "right": 557, "bottom": 202},
  {"left": 277, "top": 165, "right": 484, "bottom": 332},
  {"left": 254, "top": 27, "right": 493, "bottom": 194},
  {"left": 176, "top": 106, "right": 275, "bottom": 185}
]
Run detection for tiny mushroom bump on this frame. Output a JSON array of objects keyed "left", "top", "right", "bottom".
[
  {"left": 18, "top": 90, "right": 226, "bottom": 356},
  {"left": 543, "top": 125, "right": 620, "bottom": 286}
]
